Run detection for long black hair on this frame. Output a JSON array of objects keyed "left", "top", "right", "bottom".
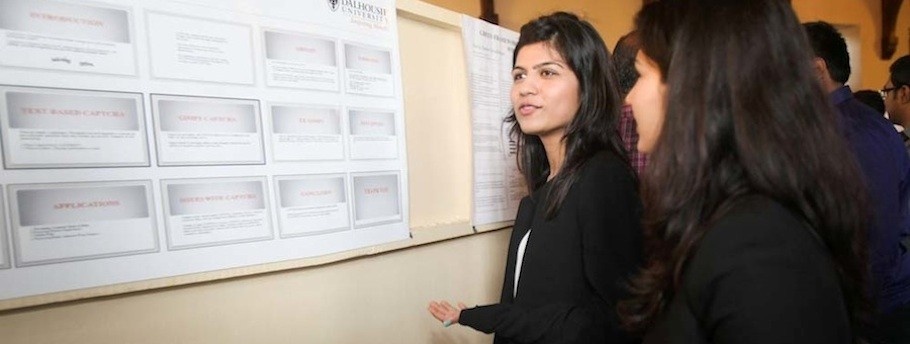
[
  {"left": 507, "top": 12, "right": 627, "bottom": 218},
  {"left": 619, "top": 0, "right": 870, "bottom": 338}
]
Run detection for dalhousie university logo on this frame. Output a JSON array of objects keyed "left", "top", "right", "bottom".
[{"left": 328, "top": 0, "right": 340, "bottom": 12}]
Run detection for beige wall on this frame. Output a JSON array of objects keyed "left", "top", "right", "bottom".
[
  {"left": 424, "top": 0, "right": 910, "bottom": 89},
  {"left": 3, "top": 1, "right": 910, "bottom": 343},
  {"left": 0, "top": 230, "right": 510, "bottom": 344},
  {"left": 424, "top": 0, "right": 640, "bottom": 51},
  {"left": 493, "top": 0, "right": 640, "bottom": 52}
]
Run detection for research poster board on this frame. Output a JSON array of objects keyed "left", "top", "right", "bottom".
[
  {"left": 461, "top": 16, "right": 524, "bottom": 228},
  {"left": 0, "top": 0, "right": 408, "bottom": 303}
]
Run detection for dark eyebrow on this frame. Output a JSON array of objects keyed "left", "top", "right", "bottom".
[
  {"left": 512, "top": 61, "right": 567, "bottom": 72},
  {"left": 533, "top": 61, "right": 567, "bottom": 70}
]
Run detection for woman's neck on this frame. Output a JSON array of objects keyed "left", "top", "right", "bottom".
[{"left": 541, "top": 133, "right": 566, "bottom": 182}]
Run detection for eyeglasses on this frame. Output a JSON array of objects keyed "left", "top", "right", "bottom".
[{"left": 881, "top": 87, "right": 899, "bottom": 99}]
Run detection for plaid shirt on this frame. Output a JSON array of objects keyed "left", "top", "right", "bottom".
[{"left": 619, "top": 104, "right": 647, "bottom": 176}]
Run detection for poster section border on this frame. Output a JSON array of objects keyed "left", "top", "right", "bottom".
[
  {"left": 0, "top": 0, "right": 140, "bottom": 76},
  {"left": 273, "top": 172, "right": 352, "bottom": 239},
  {"left": 143, "top": 10, "right": 256, "bottom": 85},
  {"left": 0, "top": 84, "right": 151, "bottom": 169},
  {"left": 149, "top": 93, "right": 267, "bottom": 167},
  {"left": 159, "top": 175, "right": 275, "bottom": 251},
  {"left": 350, "top": 170, "right": 403, "bottom": 230},
  {"left": 7, "top": 179, "right": 159, "bottom": 267}
]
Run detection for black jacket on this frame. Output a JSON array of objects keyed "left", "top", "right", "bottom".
[
  {"left": 460, "top": 151, "right": 643, "bottom": 344},
  {"left": 643, "top": 196, "right": 853, "bottom": 344}
]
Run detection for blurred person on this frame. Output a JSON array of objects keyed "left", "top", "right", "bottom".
[{"left": 620, "top": 1, "right": 871, "bottom": 342}]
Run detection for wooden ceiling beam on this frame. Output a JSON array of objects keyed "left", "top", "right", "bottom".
[
  {"left": 882, "top": 0, "right": 905, "bottom": 59},
  {"left": 480, "top": 0, "right": 498, "bottom": 24}
]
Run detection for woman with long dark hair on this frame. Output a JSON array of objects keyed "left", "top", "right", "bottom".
[
  {"left": 620, "top": 0, "right": 870, "bottom": 343},
  {"left": 428, "top": 12, "right": 642, "bottom": 343}
]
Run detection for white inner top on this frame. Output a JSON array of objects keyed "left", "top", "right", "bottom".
[{"left": 513, "top": 229, "right": 531, "bottom": 298}]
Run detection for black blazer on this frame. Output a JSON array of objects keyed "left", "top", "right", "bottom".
[
  {"left": 643, "top": 196, "right": 853, "bottom": 344},
  {"left": 460, "top": 151, "right": 643, "bottom": 344}
]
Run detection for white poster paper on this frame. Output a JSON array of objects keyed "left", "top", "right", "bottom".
[
  {"left": 461, "top": 16, "right": 525, "bottom": 228},
  {"left": 344, "top": 43, "right": 393, "bottom": 97},
  {"left": 0, "top": 0, "right": 409, "bottom": 305},
  {"left": 352, "top": 172, "right": 401, "bottom": 228},
  {"left": 270, "top": 104, "right": 344, "bottom": 161},
  {"left": 264, "top": 30, "right": 339, "bottom": 91},
  {"left": 275, "top": 174, "right": 349, "bottom": 237},
  {"left": 147, "top": 12, "right": 254, "bottom": 84},
  {"left": 162, "top": 177, "right": 272, "bottom": 249},
  {"left": 9, "top": 181, "right": 157, "bottom": 266},
  {"left": 0, "top": 0, "right": 136, "bottom": 75},
  {"left": 0, "top": 187, "right": 9, "bottom": 269},
  {"left": 348, "top": 109, "right": 397, "bottom": 160},
  {"left": 152, "top": 95, "right": 265, "bottom": 166},
  {"left": 0, "top": 86, "right": 149, "bottom": 168}
]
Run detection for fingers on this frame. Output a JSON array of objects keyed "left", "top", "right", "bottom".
[
  {"left": 427, "top": 301, "right": 448, "bottom": 321},
  {"left": 428, "top": 300, "right": 468, "bottom": 327}
]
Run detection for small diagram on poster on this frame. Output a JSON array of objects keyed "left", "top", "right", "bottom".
[
  {"left": 343, "top": 43, "right": 393, "bottom": 97},
  {"left": 263, "top": 30, "right": 339, "bottom": 91},
  {"left": 8, "top": 181, "right": 158, "bottom": 267},
  {"left": 146, "top": 12, "right": 254, "bottom": 84},
  {"left": 162, "top": 177, "right": 273, "bottom": 250},
  {"left": 0, "top": 187, "right": 9, "bottom": 269},
  {"left": 351, "top": 172, "right": 401, "bottom": 229},
  {"left": 0, "top": 86, "right": 149, "bottom": 169},
  {"left": 274, "top": 174, "right": 350, "bottom": 237},
  {"left": 152, "top": 94, "right": 265, "bottom": 166},
  {"left": 0, "top": 0, "right": 136, "bottom": 75},
  {"left": 348, "top": 108, "right": 397, "bottom": 160},
  {"left": 270, "top": 104, "right": 344, "bottom": 161}
]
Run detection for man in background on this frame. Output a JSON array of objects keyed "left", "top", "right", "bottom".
[
  {"left": 884, "top": 55, "right": 910, "bottom": 157},
  {"left": 806, "top": 22, "right": 910, "bottom": 343}
]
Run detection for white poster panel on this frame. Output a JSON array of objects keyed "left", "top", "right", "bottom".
[
  {"left": 0, "top": 86, "right": 149, "bottom": 168},
  {"left": 9, "top": 181, "right": 157, "bottom": 266},
  {"left": 348, "top": 108, "right": 397, "bottom": 160},
  {"left": 270, "top": 104, "right": 344, "bottom": 161},
  {"left": 351, "top": 172, "right": 401, "bottom": 228},
  {"left": 343, "top": 43, "right": 393, "bottom": 97},
  {"left": 0, "top": 187, "right": 9, "bottom": 269},
  {"left": 263, "top": 30, "right": 339, "bottom": 91},
  {"left": 162, "top": 177, "right": 272, "bottom": 250},
  {"left": 146, "top": 12, "right": 254, "bottom": 84},
  {"left": 0, "top": 0, "right": 410, "bottom": 305},
  {"left": 461, "top": 16, "right": 525, "bottom": 228},
  {"left": 0, "top": 0, "right": 136, "bottom": 75},
  {"left": 275, "top": 174, "right": 349, "bottom": 237},
  {"left": 152, "top": 95, "right": 265, "bottom": 166}
]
